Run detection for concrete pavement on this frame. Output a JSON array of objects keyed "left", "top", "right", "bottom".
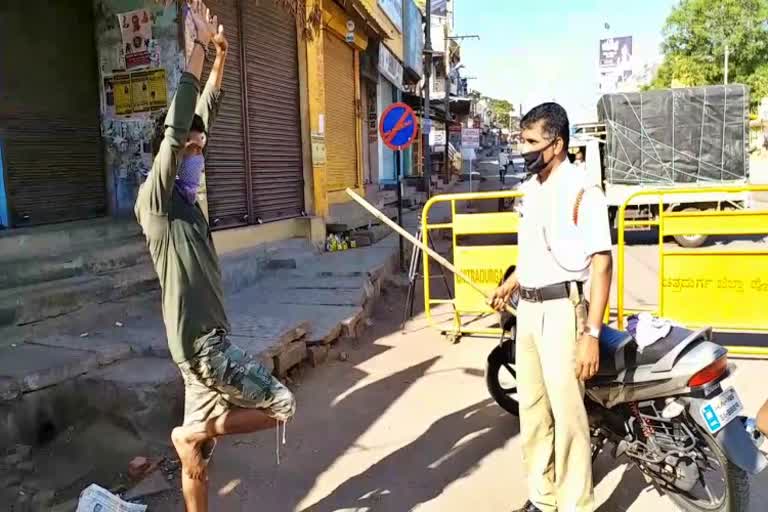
[{"left": 139, "top": 284, "right": 768, "bottom": 512}]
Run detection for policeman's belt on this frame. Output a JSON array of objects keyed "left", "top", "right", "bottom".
[{"left": 520, "top": 281, "right": 584, "bottom": 302}]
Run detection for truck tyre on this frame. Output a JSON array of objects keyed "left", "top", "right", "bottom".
[{"left": 672, "top": 207, "right": 709, "bottom": 248}]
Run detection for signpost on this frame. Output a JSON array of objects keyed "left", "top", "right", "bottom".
[
  {"left": 462, "top": 128, "right": 480, "bottom": 197},
  {"left": 379, "top": 102, "right": 420, "bottom": 270}
]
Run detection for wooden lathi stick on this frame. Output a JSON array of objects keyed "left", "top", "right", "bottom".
[{"left": 345, "top": 188, "right": 516, "bottom": 315}]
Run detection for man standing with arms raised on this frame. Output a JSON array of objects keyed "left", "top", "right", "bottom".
[
  {"left": 135, "top": 2, "right": 295, "bottom": 510},
  {"left": 492, "top": 103, "right": 613, "bottom": 512}
]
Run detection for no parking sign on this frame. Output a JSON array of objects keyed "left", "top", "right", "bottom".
[{"left": 378, "top": 102, "right": 420, "bottom": 151}]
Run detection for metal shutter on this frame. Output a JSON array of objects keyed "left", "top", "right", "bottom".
[
  {"left": 323, "top": 32, "right": 358, "bottom": 191},
  {"left": 242, "top": 0, "right": 304, "bottom": 221},
  {"left": 201, "top": 0, "right": 250, "bottom": 229},
  {"left": 0, "top": 1, "right": 105, "bottom": 227}
]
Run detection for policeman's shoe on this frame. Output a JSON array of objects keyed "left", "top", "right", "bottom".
[{"left": 512, "top": 500, "right": 543, "bottom": 512}]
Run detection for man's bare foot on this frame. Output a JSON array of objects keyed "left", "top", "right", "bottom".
[{"left": 172, "top": 426, "right": 207, "bottom": 480}]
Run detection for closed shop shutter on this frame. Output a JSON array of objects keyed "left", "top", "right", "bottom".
[
  {"left": 200, "top": 0, "right": 249, "bottom": 229},
  {"left": 243, "top": 0, "right": 304, "bottom": 221},
  {"left": 323, "top": 32, "right": 358, "bottom": 191},
  {"left": 0, "top": 1, "right": 105, "bottom": 227}
]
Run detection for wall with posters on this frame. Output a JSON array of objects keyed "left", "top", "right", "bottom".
[{"left": 92, "top": 0, "right": 182, "bottom": 216}]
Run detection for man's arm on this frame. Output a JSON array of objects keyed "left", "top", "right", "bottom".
[
  {"left": 491, "top": 271, "right": 518, "bottom": 311},
  {"left": 196, "top": 25, "right": 228, "bottom": 133},
  {"left": 142, "top": 2, "right": 217, "bottom": 214},
  {"left": 587, "top": 252, "right": 612, "bottom": 332},
  {"left": 575, "top": 187, "right": 613, "bottom": 381}
]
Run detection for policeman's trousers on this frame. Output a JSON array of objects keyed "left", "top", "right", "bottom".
[{"left": 516, "top": 297, "right": 595, "bottom": 512}]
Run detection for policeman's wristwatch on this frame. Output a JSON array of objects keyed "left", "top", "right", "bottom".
[{"left": 586, "top": 325, "right": 601, "bottom": 340}]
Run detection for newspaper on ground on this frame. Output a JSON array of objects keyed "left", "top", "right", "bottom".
[{"left": 76, "top": 484, "right": 147, "bottom": 512}]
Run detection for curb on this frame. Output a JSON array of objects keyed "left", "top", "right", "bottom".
[{"left": 0, "top": 240, "right": 400, "bottom": 453}]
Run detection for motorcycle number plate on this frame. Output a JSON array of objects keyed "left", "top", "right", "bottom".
[{"left": 700, "top": 387, "right": 744, "bottom": 434}]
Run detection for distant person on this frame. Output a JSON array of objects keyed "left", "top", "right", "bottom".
[
  {"left": 498, "top": 147, "right": 509, "bottom": 184},
  {"left": 574, "top": 150, "right": 585, "bottom": 168}
]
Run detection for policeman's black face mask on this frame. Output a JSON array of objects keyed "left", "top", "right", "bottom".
[{"left": 521, "top": 138, "right": 557, "bottom": 174}]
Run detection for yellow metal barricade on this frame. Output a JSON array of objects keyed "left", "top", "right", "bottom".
[
  {"left": 421, "top": 190, "right": 522, "bottom": 340},
  {"left": 616, "top": 185, "right": 768, "bottom": 356}
]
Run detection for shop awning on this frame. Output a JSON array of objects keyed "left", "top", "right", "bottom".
[
  {"left": 335, "top": 0, "right": 392, "bottom": 40},
  {"left": 401, "top": 92, "right": 471, "bottom": 120}
]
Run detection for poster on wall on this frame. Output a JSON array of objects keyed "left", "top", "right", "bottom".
[
  {"left": 131, "top": 72, "right": 151, "bottom": 112},
  {"left": 105, "top": 69, "right": 167, "bottom": 117},
  {"left": 103, "top": 76, "right": 116, "bottom": 117},
  {"left": 119, "top": 9, "right": 153, "bottom": 69},
  {"left": 146, "top": 69, "right": 168, "bottom": 109},
  {"left": 113, "top": 73, "right": 133, "bottom": 116}
]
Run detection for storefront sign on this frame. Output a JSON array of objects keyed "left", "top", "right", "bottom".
[
  {"left": 378, "top": 44, "right": 403, "bottom": 90},
  {"left": 378, "top": 0, "right": 403, "bottom": 32},
  {"left": 462, "top": 128, "right": 481, "bottom": 148},
  {"left": 403, "top": 0, "right": 423, "bottom": 77},
  {"left": 430, "top": 130, "right": 446, "bottom": 147}
]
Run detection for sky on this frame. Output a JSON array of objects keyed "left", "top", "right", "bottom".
[{"left": 453, "top": 0, "right": 680, "bottom": 124}]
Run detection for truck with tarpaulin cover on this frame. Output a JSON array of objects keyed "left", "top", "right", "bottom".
[{"left": 571, "top": 84, "right": 750, "bottom": 247}]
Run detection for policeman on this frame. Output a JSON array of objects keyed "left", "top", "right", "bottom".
[{"left": 492, "top": 103, "right": 613, "bottom": 512}]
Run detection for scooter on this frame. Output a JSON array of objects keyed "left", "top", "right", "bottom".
[{"left": 486, "top": 276, "right": 767, "bottom": 512}]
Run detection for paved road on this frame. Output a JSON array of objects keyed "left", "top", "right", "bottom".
[
  {"left": 144, "top": 150, "right": 768, "bottom": 511},
  {"left": 146, "top": 284, "right": 768, "bottom": 512}
]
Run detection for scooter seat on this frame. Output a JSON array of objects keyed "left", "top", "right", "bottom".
[
  {"left": 597, "top": 325, "right": 634, "bottom": 376},
  {"left": 595, "top": 325, "right": 696, "bottom": 377},
  {"left": 626, "top": 326, "right": 695, "bottom": 367}
]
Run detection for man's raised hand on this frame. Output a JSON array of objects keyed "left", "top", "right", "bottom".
[
  {"left": 187, "top": 0, "right": 217, "bottom": 46},
  {"left": 213, "top": 24, "right": 228, "bottom": 54}
]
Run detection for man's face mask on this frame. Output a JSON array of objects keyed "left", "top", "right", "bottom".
[
  {"left": 176, "top": 154, "right": 205, "bottom": 204},
  {"left": 521, "top": 138, "right": 557, "bottom": 175}
]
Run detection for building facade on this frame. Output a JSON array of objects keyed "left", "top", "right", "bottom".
[
  {"left": 0, "top": 0, "right": 426, "bottom": 235},
  {"left": 0, "top": 0, "right": 314, "bottom": 235}
]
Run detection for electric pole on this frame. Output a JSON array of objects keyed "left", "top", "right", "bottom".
[{"left": 423, "top": 0, "right": 433, "bottom": 199}]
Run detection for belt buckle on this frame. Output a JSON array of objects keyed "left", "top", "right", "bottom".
[{"left": 522, "top": 287, "right": 542, "bottom": 302}]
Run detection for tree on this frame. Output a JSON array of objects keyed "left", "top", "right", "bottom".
[
  {"left": 487, "top": 98, "right": 515, "bottom": 128},
  {"left": 648, "top": 0, "right": 768, "bottom": 107}
]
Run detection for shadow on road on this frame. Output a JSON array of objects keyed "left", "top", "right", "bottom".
[{"left": 300, "top": 398, "right": 517, "bottom": 512}]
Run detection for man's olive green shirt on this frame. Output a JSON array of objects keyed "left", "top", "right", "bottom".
[{"left": 135, "top": 72, "right": 229, "bottom": 363}]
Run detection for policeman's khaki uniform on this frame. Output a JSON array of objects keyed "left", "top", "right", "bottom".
[{"left": 515, "top": 159, "right": 612, "bottom": 512}]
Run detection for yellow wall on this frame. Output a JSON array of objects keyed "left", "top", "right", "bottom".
[
  {"left": 306, "top": 0, "right": 369, "bottom": 215},
  {"left": 360, "top": 0, "right": 404, "bottom": 61}
]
